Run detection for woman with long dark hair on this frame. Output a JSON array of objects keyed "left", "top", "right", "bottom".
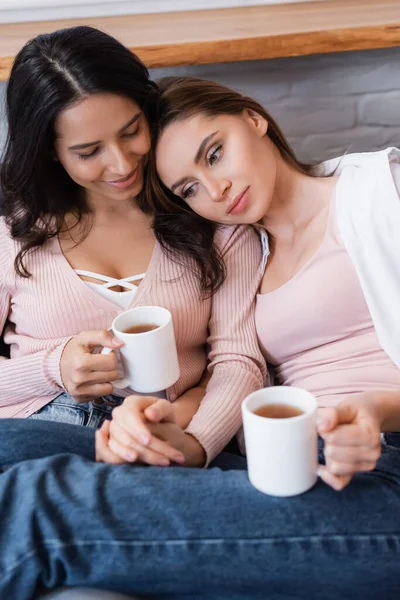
[{"left": 0, "top": 29, "right": 266, "bottom": 468}]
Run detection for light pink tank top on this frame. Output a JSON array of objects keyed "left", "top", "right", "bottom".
[{"left": 255, "top": 196, "right": 400, "bottom": 406}]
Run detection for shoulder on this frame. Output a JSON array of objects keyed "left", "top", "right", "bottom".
[
  {"left": 317, "top": 147, "right": 400, "bottom": 176},
  {"left": 213, "top": 224, "right": 262, "bottom": 257}
]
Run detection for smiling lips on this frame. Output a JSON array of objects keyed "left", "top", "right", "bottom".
[
  {"left": 227, "top": 186, "right": 250, "bottom": 215},
  {"left": 104, "top": 166, "right": 140, "bottom": 189}
]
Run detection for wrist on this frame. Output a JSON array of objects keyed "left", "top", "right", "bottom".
[
  {"left": 182, "top": 433, "right": 206, "bottom": 468},
  {"left": 369, "top": 390, "right": 400, "bottom": 432}
]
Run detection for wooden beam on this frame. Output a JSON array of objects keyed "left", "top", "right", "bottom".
[{"left": 0, "top": 0, "right": 399, "bottom": 80}]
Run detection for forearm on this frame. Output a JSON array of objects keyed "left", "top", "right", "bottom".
[
  {"left": 173, "top": 389, "right": 203, "bottom": 429},
  {"left": 173, "top": 369, "right": 210, "bottom": 430},
  {"left": 181, "top": 433, "right": 207, "bottom": 468},
  {"left": 186, "top": 366, "right": 263, "bottom": 466},
  {"left": 0, "top": 342, "right": 69, "bottom": 405},
  {"left": 373, "top": 390, "right": 400, "bottom": 431}
]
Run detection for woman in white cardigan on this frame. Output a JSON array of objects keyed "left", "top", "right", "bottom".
[{"left": 152, "top": 76, "right": 400, "bottom": 492}]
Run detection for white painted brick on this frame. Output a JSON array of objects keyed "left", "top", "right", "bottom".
[
  {"left": 151, "top": 60, "right": 291, "bottom": 102},
  {"left": 267, "top": 97, "right": 356, "bottom": 137},
  {"left": 290, "top": 126, "right": 400, "bottom": 164},
  {"left": 290, "top": 48, "right": 400, "bottom": 97},
  {"left": 358, "top": 91, "right": 400, "bottom": 127},
  {"left": 1, "top": 48, "right": 400, "bottom": 160}
]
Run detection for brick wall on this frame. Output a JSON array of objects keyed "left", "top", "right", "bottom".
[{"left": 1, "top": 46, "right": 400, "bottom": 163}]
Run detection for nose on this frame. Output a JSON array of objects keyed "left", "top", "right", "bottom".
[
  {"left": 208, "top": 177, "right": 232, "bottom": 203},
  {"left": 108, "top": 145, "right": 134, "bottom": 177}
]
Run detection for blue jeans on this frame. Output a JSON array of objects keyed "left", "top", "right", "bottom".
[
  {"left": 0, "top": 419, "right": 400, "bottom": 600},
  {"left": 29, "top": 392, "right": 124, "bottom": 428}
]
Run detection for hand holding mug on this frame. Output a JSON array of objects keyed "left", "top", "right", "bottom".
[
  {"left": 317, "top": 394, "right": 382, "bottom": 491},
  {"left": 101, "top": 306, "right": 180, "bottom": 392},
  {"left": 60, "top": 330, "right": 123, "bottom": 402}
]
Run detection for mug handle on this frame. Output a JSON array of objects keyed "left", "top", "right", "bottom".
[{"left": 101, "top": 347, "right": 130, "bottom": 389}]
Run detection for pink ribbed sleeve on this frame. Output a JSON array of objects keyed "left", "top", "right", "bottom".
[
  {"left": 185, "top": 225, "right": 267, "bottom": 464},
  {"left": 0, "top": 225, "right": 70, "bottom": 414}
]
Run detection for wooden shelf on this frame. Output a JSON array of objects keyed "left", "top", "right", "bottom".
[{"left": 0, "top": 0, "right": 399, "bottom": 81}]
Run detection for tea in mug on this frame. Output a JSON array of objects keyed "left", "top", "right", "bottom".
[
  {"left": 253, "top": 403, "right": 304, "bottom": 419},
  {"left": 123, "top": 323, "right": 159, "bottom": 334}
]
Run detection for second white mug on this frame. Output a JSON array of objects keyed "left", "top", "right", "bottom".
[
  {"left": 242, "top": 386, "right": 318, "bottom": 497},
  {"left": 102, "top": 305, "right": 180, "bottom": 393}
]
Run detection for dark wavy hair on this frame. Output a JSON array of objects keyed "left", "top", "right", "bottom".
[
  {"left": 143, "top": 76, "right": 316, "bottom": 295},
  {"left": 1, "top": 25, "right": 158, "bottom": 276}
]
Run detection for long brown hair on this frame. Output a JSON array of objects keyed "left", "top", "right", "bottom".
[
  {"left": 1, "top": 26, "right": 158, "bottom": 277},
  {"left": 142, "top": 76, "right": 315, "bottom": 296}
]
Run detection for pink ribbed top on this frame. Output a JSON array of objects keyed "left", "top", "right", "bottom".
[
  {"left": 0, "top": 219, "right": 266, "bottom": 463},
  {"left": 255, "top": 195, "right": 400, "bottom": 406}
]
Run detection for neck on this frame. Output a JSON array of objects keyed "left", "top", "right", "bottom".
[
  {"left": 86, "top": 189, "right": 140, "bottom": 219},
  {"left": 260, "top": 152, "right": 338, "bottom": 241},
  {"left": 63, "top": 191, "right": 153, "bottom": 240}
]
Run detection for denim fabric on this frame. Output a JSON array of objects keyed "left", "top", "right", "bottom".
[
  {"left": 0, "top": 420, "right": 400, "bottom": 599},
  {"left": 0, "top": 419, "right": 95, "bottom": 469},
  {"left": 29, "top": 393, "right": 124, "bottom": 428},
  {"left": 38, "top": 588, "right": 141, "bottom": 600}
]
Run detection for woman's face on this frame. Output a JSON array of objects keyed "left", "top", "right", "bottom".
[
  {"left": 156, "top": 110, "right": 278, "bottom": 225},
  {"left": 54, "top": 93, "right": 151, "bottom": 202}
]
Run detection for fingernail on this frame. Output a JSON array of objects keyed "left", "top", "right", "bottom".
[
  {"left": 317, "top": 418, "right": 330, "bottom": 430},
  {"left": 174, "top": 455, "right": 185, "bottom": 464},
  {"left": 112, "top": 337, "right": 122, "bottom": 346},
  {"left": 126, "top": 452, "right": 137, "bottom": 462},
  {"left": 140, "top": 433, "right": 150, "bottom": 446},
  {"left": 158, "top": 459, "right": 170, "bottom": 467}
]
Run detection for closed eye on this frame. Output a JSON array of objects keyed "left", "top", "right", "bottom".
[
  {"left": 77, "top": 148, "right": 100, "bottom": 160},
  {"left": 122, "top": 126, "right": 140, "bottom": 139}
]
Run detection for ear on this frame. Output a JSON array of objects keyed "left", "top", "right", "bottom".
[{"left": 243, "top": 108, "right": 268, "bottom": 137}]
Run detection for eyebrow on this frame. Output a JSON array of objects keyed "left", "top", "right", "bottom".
[
  {"left": 170, "top": 130, "right": 219, "bottom": 193},
  {"left": 67, "top": 113, "right": 141, "bottom": 151}
]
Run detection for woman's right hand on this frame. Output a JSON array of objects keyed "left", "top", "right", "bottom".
[{"left": 60, "top": 330, "right": 123, "bottom": 402}]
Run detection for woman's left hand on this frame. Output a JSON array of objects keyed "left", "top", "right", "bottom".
[{"left": 317, "top": 392, "right": 382, "bottom": 491}]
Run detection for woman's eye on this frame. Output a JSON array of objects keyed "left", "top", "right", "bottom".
[
  {"left": 207, "top": 144, "right": 222, "bottom": 166},
  {"left": 123, "top": 127, "right": 140, "bottom": 139},
  {"left": 182, "top": 184, "right": 196, "bottom": 199},
  {"left": 77, "top": 148, "right": 99, "bottom": 160}
]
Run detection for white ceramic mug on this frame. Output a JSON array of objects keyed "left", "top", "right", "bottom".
[
  {"left": 102, "top": 306, "right": 180, "bottom": 393},
  {"left": 242, "top": 386, "right": 318, "bottom": 497}
]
